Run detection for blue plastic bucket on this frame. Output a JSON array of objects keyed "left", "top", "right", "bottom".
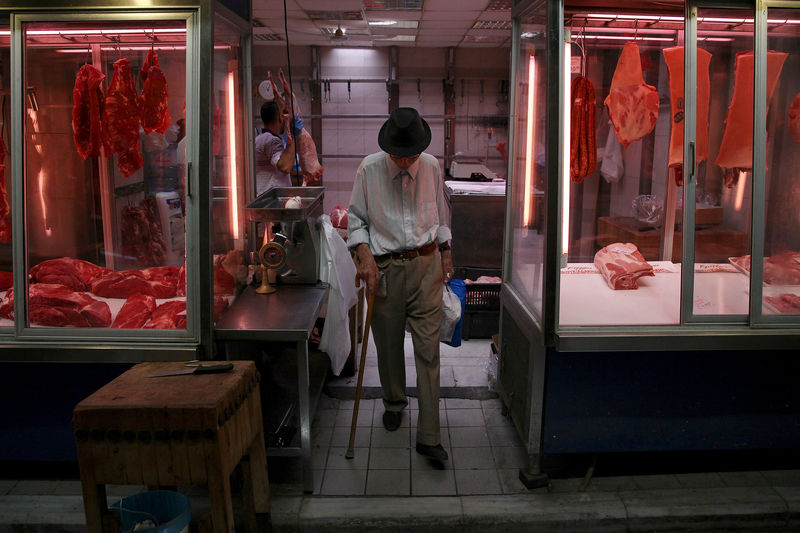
[{"left": 110, "top": 490, "right": 191, "bottom": 533}]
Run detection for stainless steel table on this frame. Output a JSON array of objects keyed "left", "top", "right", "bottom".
[{"left": 215, "top": 283, "right": 327, "bottom": 493}]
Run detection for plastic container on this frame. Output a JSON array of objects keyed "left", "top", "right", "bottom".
[{"left": 110, "top": 490, "right": 191, "bottom": 533}]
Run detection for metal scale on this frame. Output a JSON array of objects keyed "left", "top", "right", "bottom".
[{"left": 245, "top": 186, "right": 325, "bottom": 293}]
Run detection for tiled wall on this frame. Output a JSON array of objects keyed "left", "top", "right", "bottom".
[{"left": 253, "top": 45, "right": 509, "bottom": 214}]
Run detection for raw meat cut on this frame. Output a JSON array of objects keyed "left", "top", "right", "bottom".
[
  {"left": 144, "top": 300, "right": 186, "bottom": 329},
  {"left": 663, "top": 46, "right": 712, "bottom": 187},
  {"left": 594, "top": 242, "right": 655, "bottom": 290},
  {"left": 213, "top": 295, "right": 228, "bottom": 323},
  {"left": 140, "top": 265, "right": 180, "bottom": 284},
  {"left": 29, "top": 257, "right": 110, "bottom": 291},
  {"left": 91, "top": 269, "right": 178, "bottom": 299},
  {"left": 121, "top": 197, "right": 167, "bottom": 267},
  {"left": 112, "top": 293, "right": 157, "bottom": 328},
  {"left": 329, "top": 206, "right": 348, "bottom": 229},
  {"left": 714, "top": 50, "right": 788, "bottom": 187},
  {"left": 764, "top": 292, "right": 800, "bottom": 314},
  {"left": 789, "top": 92, "right": 800, "bottom": 143},
  {"left": 72, "top": 64, "right": 106, "bottom": 159},
  {"left": 102, "top": 58, "right": 142, "bottom": 177},
  {"left": 0, "top": 138, "right": 10, "bottom": 244},
  {"left": 139, "top": 49, "right": 171, "bottom": 135},
  {"left": 0, "top": 270, "right": 11, "bottom": 291},
  {"left": 176, "top": 262, "right": 186, "bottom": 297},
  {"left": 0, "top": 283, "right": 111, "bottom": 327},
  {"left": 729, "top": 251, "right": 800, "bottom": 285},
  {"left": 284, "top": 196, "right": 302, "bottom": 209},
  {"left": 570, "top": 76, "right": 597, "bottom": 183},
  {"left": 270, "top": 69, "right": 324, "bottom": 184},
  {"left": 604, "top": 42, "right": 659, "bottom": 147}
]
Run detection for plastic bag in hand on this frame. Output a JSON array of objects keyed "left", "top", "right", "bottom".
[{"left": 440, "top": 279, "right": 465, "bottom": 346}]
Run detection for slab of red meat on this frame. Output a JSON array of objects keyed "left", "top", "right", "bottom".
[
  {"left": 144, "top": 300, "right": 186, "bottom": 329},
  {"left": 0, "top": 271, "right": 12, "bottom": 291},
  {"left": 789, "top": 92, "right": 800, "bottom": 144},
  {"left": 121, "top": 197, "right": 167, "bottom": 267},
  {"left": 764, "top": 293, "right": 800, "bottom": 314},
  {"left": 29, "top": 257, "right": 110, "bottom": 291},
  {"left": 570, "top": 76, "right": 597, "bottom": 183},
  {"left": 714, "top": 50, "right": 788, "bottom": 187},
  {"left": 91, "top": 269, "right": 177, "bottom": 299},
  {"left": 213, "top": 295, "right": 228, "bottom": 323},
  {"left": 728, "top": 251, "right": 800, "bottom": 285},
  {"left": 112, "top": 293, "right": 157, "bottom": 328},
  {"left": 102, "top": 58, "right": 142, "bottom": 178},
  {"left": 176, "top": 263, "right": 186, "bottom": 297},
  {"left": 139, "top": 50, "right": 171, "bottom": 135},
  {"left": 604, "top": 42, "right": 659, "bottom": 147},
  {"left": 0, "top": 138, "right": 10, "bottom": 244},
  {"left": 72, "top": 64, "right": 106, "bottom": 159},
  {"left": 664, "top": 47, "right": 712, "bottom": 187},
  {"left": 329, "top": 206, "right": 348, "bottom": 229},
  {"left": 140, "top": 265, "right": 180, "bottom": 283},
  {"left": 1, "top": 283, "right": 111, "bottom": 327},
  {"left": 594, "top": 242, "right": 655, "bottom": 290}
]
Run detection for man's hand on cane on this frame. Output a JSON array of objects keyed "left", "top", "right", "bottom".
[{"left": 356, "top": 243, "right": 379, "bottom": 295}]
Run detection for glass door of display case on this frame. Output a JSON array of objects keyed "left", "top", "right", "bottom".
[
  {"left": 682, "top": 1, "right": 754, "bottom": 323},
  {"left": 752, "top": 1, "right": 800, "bottom": 324},
  {"left": 9, "top": 11, "right": 198, "bottom": 340}
]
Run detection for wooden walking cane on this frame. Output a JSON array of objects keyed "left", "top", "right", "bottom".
[{"left": 345, "top": 274, "right": 375, "bottom": 460}]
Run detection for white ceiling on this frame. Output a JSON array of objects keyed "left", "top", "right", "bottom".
[{"left": 251, "top": 0, "right": 512, "bottom": 48}]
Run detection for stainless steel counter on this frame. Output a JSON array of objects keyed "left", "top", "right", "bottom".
[{"left": 215, "top": 283, "right": 328, "bottom": 493}]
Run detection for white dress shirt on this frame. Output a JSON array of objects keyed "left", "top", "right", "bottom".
[{"left": 347, "top": 152, "right": 451, "bottom": 255}]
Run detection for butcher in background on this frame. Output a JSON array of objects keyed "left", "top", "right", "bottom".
[{"left": 254, "top": 99, "right": 296, "bottom": 195}]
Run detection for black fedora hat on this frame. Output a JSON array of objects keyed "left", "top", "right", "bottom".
[{"left": 378, "top": 107, "right": 431, "bottom": 157}]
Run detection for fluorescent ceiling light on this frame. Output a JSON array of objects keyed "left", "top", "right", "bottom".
[{"left": 369, "top": 20, "right": 396, "bottom": 26}]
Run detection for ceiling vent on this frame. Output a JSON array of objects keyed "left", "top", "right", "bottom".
[
  {"left": 364, "top": 0, "right": 423, "bottom": 10},
  {"left": 472, "top": 20, "right": 512, "bottom": 30},
  {"left": 253, "top": 33, "right": 283, "bottom": 41},
  {"left": 307, "top": 10, "right": 363, "bottom": 21},
  {"left": 486, "top": 0, "right": 512, "bottom": 10}
]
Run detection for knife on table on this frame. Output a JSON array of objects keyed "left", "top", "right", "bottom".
[{"left": 147, "top": 363, "right": 234, "bottom": 378}]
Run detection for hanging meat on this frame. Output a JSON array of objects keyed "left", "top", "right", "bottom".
[
  {"left": 120, "top": 197, "right": 167, "bottom": 267},
  {"left": 270, "top": 69, "right": 324, "bottom": 184},
  {"left": 569, "top": 76, "right": 597, "bottom": 183},
  {"left": 139, "top": 49, "right": 171, "bottom": 135},
  {"left": 663, "top": 47, "right": 712, "bottom": 187},
  {"left": 72, "top": 64, "right": 106, "bottom": 159},
  {"left": 102, "top": 58, "right": 143, "bottom": 178},
  {"left": 0, "top": 138, "right": 10, "bottom": 244},
  {"left": 788, "top": 92, "right": 800, "bottom": 144},
  {"left": 714, "top": 50, "right": 788, "bottom": 187},
  {"left": 604, "top": 42, "right": 659, "bottom": 147}
]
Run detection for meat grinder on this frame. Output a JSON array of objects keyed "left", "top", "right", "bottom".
[{"left": 245, "top": 186, "right": 325, "bottom": 289}]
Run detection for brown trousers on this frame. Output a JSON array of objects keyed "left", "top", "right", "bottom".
[{"left": 371, "top": 251, "right": 443, "bottom": 446}]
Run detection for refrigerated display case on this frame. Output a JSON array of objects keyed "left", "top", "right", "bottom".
[
  {"left": 0, "top": 0, "right": 252, "bottom": 361},
  {"left": 500, "top": 0, "right": 800, "bottom": 485},
  {"left": 0, "top": 0, "right": 253, "bottom": 462}
]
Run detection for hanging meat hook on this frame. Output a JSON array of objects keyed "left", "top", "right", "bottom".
[
  {"left": 347, "top": 79, "right": 351, "bottom": 102},
  {"left": 417, "top": 78, "right": 422, "bottom": 103}
]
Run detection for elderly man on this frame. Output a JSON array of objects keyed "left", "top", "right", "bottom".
[{"left": 347, "top": 107, "right": 454, "bottom": 462}]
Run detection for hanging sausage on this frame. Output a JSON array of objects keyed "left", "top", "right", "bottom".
[{"left": 569, "top": 76, "right": 597, "bottom": 183}]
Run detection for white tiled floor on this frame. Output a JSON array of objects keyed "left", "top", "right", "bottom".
[{"left": 270, "top": 332, "right": 530, "bottom": 497}]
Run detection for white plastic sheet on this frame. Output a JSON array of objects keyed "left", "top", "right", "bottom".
[{"left": 317, "top": 214, "right": 357, "bottom": 375}]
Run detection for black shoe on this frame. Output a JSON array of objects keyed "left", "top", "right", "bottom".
[
  {"left": 415, "top": 442, "right": 449, "bottom": 462},
  {"left": 382, "top": 410, "right": 402, "bottom": 431}
]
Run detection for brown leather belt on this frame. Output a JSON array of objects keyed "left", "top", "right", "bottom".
[{"left": 376, "top": 241, "right": 437, "bottom": 261}]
